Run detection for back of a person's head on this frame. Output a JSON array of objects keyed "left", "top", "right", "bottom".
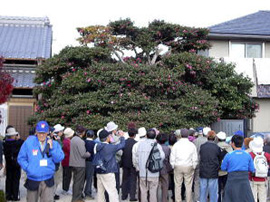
[
  {"left": 128, "top": 128, "right": 137, "bottom": 137},
  {"left": 99, "top": 130, "right": 109, "bottom": 142},
  {"left": 169, "top": 133, "right": 177, "bottom": 146},
  {"left": 207, "top": 130, "right": 216, "bottom": 141},
  {"left": 156, "top": 133, "right": 168, "bottom": 145},
  {"left": 232, "top": 135, "right": 244, "bottom": 148},
  {"left": 147, "top": 129, "right": 156, "bottom": 139},
  {"left": 86, "top": 130, "right": 95, "bottom": 139}
]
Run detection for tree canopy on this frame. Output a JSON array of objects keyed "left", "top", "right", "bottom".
[{"left": 30, "top": 19, "right": 258, "bottom": 132}]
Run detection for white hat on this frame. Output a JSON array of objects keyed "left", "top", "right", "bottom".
[
  {"left": 137, "top": 127, "right": 147, "bottom": 138},
  {"left": 6, "top": 127, "right": 18, "bottom": 136},
  {"left": 53, "top": 124, "right": 65, "bottom": 132},
  {"left": 249, "top": 137, "right": 264, "bottom": 153},
  {"left": 217, "top": 131, "right": 226, "bottom": 140},
  {"left": 105, "top": 121, "right": 118, "bottom": 132},
  {"left": 64, "top": 128, "right": 74, "bottom": 138},
  {"left": 203, "top": 127, "right": 211, "bottom": 136},
  {"left": 174, "top": 129, "right": 181, "bottom": 137}
]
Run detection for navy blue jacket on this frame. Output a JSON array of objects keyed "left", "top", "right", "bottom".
[
  {"left": 121, "top": 138, "right": 136, "bottom": 168},
  {"left": 96, "top": 137, "right": 125, "bottom": 173},
  {"left": 85, "top": 139, "right": 96, "bottom": 162}
]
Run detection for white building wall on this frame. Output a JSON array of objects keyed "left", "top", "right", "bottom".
[
  {"left": 253, "top": 98, "right": 270, "bottom": 132},
  {"left": 264, "top": 42, "right": 270, "bottom": 58},
  {"left": 209, "top": 40, "right": 229, "bottom": 58},
  {"left": 0, "top": 103, "right": 8, "bottom": 137}
]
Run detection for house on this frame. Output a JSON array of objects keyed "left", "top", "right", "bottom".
[
  {"left": 207, "top": 10, "right": 270, "bottom": 134},
  {"left": 0, "top": 16, "right": 52, "bottom": 139}
]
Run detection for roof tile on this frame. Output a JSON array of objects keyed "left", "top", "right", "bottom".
[
  {"left": 209, "top": 11, "right": 270, "bottom": 36},
  {"left": 0, "top": 16, "right": 52, "bottom": 59}
]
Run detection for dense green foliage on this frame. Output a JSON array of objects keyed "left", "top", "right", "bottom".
[{"left": 30, "top": 19, "right": 258, "bottom": 132}]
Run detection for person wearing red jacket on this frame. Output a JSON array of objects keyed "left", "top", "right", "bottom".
[
  {"left": 249, "top": 136, "right": 270, "bottom": 202},
  {"left": 61, "top": 128, "right": 74, "bottom": 195}
]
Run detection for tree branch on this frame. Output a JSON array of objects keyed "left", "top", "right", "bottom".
[
  {"left": 150, "top": 47, "right": 164, "bottom": 65},
  {"left": 113, "top": 50, "right": 126, "bottom": 64}
]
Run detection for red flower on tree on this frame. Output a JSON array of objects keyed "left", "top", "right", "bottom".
[{"left": 0, "top": 57, "right": 13, "bottom": 105}]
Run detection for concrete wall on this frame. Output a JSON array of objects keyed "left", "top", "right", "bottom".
[
  {"left": 253, "top": 98, "right": 270, "bottom": 132},
  {"left": 265, "top": 42, "right": 270, "bottom": 58},
  {"left": 209, "top": 40, "right": 229, "bottom": 58}
]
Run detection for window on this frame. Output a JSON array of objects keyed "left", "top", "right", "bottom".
[{"left": 231, "top": 42, "right": 262, "bottom": 58}]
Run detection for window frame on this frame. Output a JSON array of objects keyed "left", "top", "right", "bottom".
[{"left": 230, "top": 41, "right": 263, "bottom": 58}]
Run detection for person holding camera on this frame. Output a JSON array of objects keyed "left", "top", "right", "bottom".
[
  {"left": 17, "top": 121, "right": 64, "bottom": 202},
  {"left": 95, "top": 129, "right": 125, "bottom": 202}
]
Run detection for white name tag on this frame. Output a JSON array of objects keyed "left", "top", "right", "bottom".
[
  {"left": 32, "top": 149, "right": 38, "bottom": 156},
  {"left": 40, "top": 159, "right": 48, "bottom": 167}
]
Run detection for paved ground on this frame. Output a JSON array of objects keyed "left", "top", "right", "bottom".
[
  {"left": 0, "top": 170, "right": 97, "bottom": 202},
  {"left": 0, "top": 169, "right": 177, "bottom": 202}
]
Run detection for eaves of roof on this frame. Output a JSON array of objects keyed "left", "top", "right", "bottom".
[
  {"left": 208, "top": 33, "right": 270, "bottom": 40},
  {"left": 2, "top": 65, "right": 36, "bottom": 89}
]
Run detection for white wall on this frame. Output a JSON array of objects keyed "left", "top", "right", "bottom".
[
  {"left": 209, "top": 40, "right": 229, "bottom": 58},
  {"left": 265, "top": 42, "right": 270, "bottom": 58},
  {"left": 253, "top": 98, "right": 270, "bottom": 132},
  {"left": 0, "top": 103, "right": 8, "bottom": 137}
]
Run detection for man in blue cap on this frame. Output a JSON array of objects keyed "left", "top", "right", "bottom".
[{"left": 18, "top": 121, "right": 64, "bottom": 202}]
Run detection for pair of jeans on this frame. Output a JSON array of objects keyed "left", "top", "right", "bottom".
[
  {"left": 218, "top": 175, "right": 227, "bottom": 202},
  {"left": 200, "top": 178, "right": 218, "bottom": 202},
  {"left": 6, "top": 164, "right": 21, "bottom": 200},
  {"left": 62, "top": 166, "right": 72, "bottom": 191},
  {"left": 84, "top": 161, "right": 95, "bottom": 196},
  {"left": 121, "top": 167, "right": 137, "bottom": 200}
]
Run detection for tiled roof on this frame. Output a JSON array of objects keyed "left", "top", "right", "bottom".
[
  {"left": 3, "top": 66, "right": 36, "bottom": 89},
  {"left": 209, "top": 11, "right": 270, "bottom": 36},
  {"left": 257, "top": 85, "right": 270, "bottom": 98},
  {"left": 0, "top": 16, "right": 52, "bottom": 60}
]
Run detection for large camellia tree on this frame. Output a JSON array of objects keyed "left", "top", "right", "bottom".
[{"left": 30, "top": 19, "right": 258, "bottom": 132}]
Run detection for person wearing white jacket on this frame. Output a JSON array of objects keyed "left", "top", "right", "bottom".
[{"left": 170, "top": 128, "right": 198, "bottom": 202}]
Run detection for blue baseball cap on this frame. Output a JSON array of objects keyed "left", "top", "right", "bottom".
[
  {"left": 196, "top": 127, "right": 204, "bottom": 134},
  {"left": 36, "top": 121, "right": 49, "bottom": 133},
  {"left": 234, "top": 130, "right": 244, "bottom": 137}
]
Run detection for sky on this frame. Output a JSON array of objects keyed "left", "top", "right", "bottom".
[{"left": 2, "top": 0, "right": 270, "bottom": 55}]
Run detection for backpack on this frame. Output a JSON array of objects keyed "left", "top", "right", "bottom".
[
  {"left": 146, "top": 142, "right": 163, "bottom": 173},
  {"left": 92, "top": 144, "right": 107, "bottom": 174},
  {"left": 253, "top": 152, "right": 268, "bottom": 178}
]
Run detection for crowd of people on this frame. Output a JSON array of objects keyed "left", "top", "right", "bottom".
[{"left": 1, "top": 120, "right": 270, "bottom": 202}]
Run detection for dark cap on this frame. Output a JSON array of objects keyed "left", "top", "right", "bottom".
[
  {"left": 99, "top": 129, "right": 110, "bottom": 139},
  {"left": 180, "top": 128, "right": 189, "bottom": 138}
]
